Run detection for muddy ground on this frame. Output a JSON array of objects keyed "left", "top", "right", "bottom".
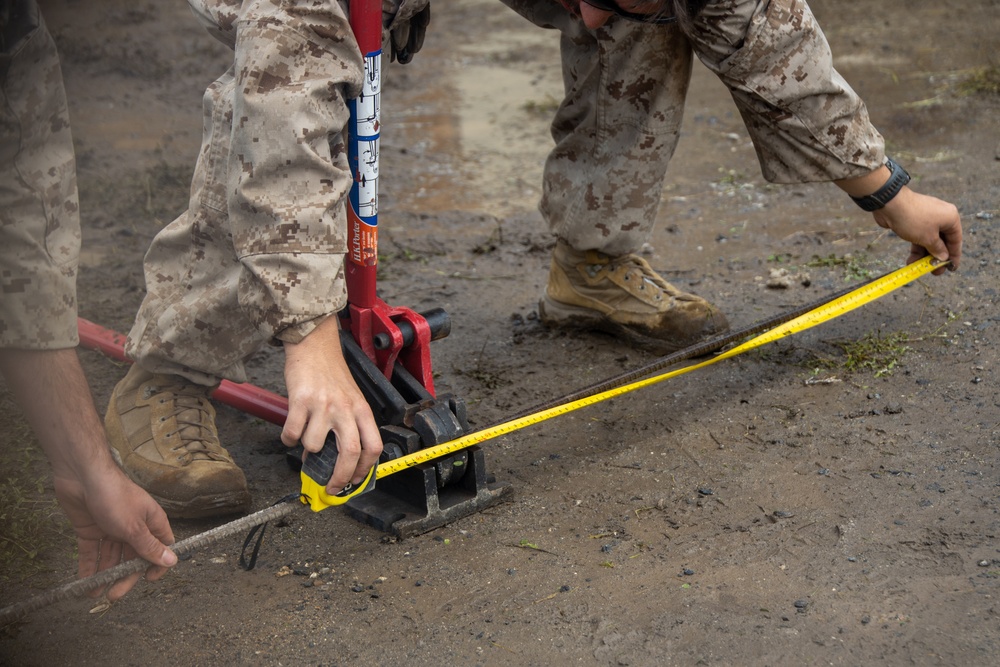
[{"left": 2, "top": 0, "right": 999, "bottom": 665}]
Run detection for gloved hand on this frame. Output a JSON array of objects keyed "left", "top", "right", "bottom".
[{"left": 382, "top": 0, "right": 430, "bottom": 64}]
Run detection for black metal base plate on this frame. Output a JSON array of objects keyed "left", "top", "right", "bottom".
[{"left": 344, "top": 446, "right": 512, "bottom": 538}]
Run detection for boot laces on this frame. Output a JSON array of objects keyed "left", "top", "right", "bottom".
[
  {"left": 590, "top": 255, "right": 668, "bottom": 301},
  {"left": 149, "top": 384, "right": 229, "bottom": 465}
]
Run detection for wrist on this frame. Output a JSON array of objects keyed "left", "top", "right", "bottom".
[{"left": 850, "top": 157, "right": 911, "bottom": 212}]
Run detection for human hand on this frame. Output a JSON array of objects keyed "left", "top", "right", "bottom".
[
  {"left": 873, "top": 187, "right": 962, "bottom": 276},
  {"left": 54, "top": 463, "right": 176, "bottom": 602},
  {"left": 382, "top": 0, "right": 431, "bottom": 64},
  {"left": 281, "top": 316, "right": 383, "bottom": 494}
]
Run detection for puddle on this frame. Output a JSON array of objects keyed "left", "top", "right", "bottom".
[{"left": 384, "top": 1, "right": 562, "bottom": 222}]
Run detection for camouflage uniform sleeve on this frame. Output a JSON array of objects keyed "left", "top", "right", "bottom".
[
  {"left": 0, "top": 3, "right": 81, "bottom": 350},
  {"left": 223, "top": 0, "right": 363, "bottom": 344},
  {"left": 683, "top": 0, "right": 885, "bottom": 183}
]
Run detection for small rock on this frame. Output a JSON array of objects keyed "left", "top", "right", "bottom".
[{"left": 766, "top": 267, "right": 794, "bottom": 289}]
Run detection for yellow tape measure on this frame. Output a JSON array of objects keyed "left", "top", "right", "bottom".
[{"left": 373, "top": 256, "right": 946, "bottom": 479}]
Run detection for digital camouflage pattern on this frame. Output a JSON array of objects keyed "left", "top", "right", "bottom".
[
  {"left": 129, "top": 0, "right": 884, "bottom": 384},
  {"left": 126, "top": 0, "right": 364, "bottom": 386},
  {"left": 0, "top": 2, "right": 81, "bottom": 350},
  {"left": 502, "top": 0, "right": 884, "bottom": 255}
]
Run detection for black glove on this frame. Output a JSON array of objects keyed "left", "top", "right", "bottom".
[{"left": 382, "top": 0, "right": 430, "bottom": 65}]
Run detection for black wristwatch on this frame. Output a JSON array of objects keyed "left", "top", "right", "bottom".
[{"left": 850, "top": 156, "right": 911, "bottom": 212}]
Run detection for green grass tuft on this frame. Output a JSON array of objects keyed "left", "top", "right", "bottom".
[{"left": 958, "top": 66, "right": 1000, "bottom": 96}]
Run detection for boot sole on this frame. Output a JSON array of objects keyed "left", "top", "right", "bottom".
[
  {"left": 108, "top": 447, "right": 252, "bottom": 519},
  {"left": 154, "top": 492, "right": 253, "bottom": 520}
]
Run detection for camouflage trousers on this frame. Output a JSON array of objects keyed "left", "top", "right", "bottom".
[
  {"left": 500, "top": 0, "right": 882, "bottom": 255},
  {"left": 0, "top": 2, "right": 81, "bottom": 350},
  {"left": 501, "top": 0, "right": 694, "bottom": 256},
  {"left": 126, "top": 0, "right": 363, "bottom": 386}
]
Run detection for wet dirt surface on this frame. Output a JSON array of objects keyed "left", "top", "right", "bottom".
[{"left": 2, "top": 0, "right": 999, "bottom": 664}]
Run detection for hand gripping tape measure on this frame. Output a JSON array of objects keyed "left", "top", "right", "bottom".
[{"left": 300, "top": 431, "right": 377, "bottom": 511}]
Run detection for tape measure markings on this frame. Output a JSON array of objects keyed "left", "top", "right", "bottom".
[{"left": 375, "top": 256, "right": 944, "bottom": 478}]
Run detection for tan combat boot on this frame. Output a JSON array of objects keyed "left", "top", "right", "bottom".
[
  {"left": 539, "top": 241, "right": 729, "bottom": 353},
  {"left": 105, "top": 364, "right": 252, "bottom": 519}
]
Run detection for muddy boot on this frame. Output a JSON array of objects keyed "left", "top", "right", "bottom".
[
  {"left": 539, "top": 241, "right": 729, "bottom": 353},
  {"left": 105, "top": 364, "right": 252, "bottom": 519}
]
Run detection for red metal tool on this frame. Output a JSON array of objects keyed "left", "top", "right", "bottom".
[
  {"left": 77, "top": 1, "right": 511, "bottom": 537},
  {"left": 342, "top": 0, "right": 435, "bottom": 393}
]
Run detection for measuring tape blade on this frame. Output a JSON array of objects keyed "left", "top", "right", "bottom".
[{"left": 374, "top": 256, "right": 944, "bottom": 479}]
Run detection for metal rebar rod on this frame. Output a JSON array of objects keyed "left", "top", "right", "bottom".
[{"left": 0, "top": 498, "right": 298, "bottom": 626}]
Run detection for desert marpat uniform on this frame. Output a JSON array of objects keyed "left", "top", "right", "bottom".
[
  {"left": 0, "top": 1, "right": 81, "bottom": 350},
  {"left": 504, "top": 0, "right": 885, "bottom": 254},
  {"left": 127, "top": 0, "right": 884, "bottom": 385},
  {"left": 123, "top": 0, "right": 363, "bottom": 387}
]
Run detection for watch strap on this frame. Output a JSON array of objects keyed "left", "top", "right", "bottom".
[{"left": 851, "top": 157, "right": 911, "bottom": 212}]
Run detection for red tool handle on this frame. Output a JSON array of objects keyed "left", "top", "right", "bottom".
[
  {"left": 76, "top": 318, "right": 290, "bottom": 426},
  {"left": 342, "top": 0, "right": 437, "bottom": 394},
  {"left": 345, "top": 0, "right": 383, "bottom": 309}
]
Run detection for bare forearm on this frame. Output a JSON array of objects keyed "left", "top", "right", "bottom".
[
  {"left": 1, "top": 347, "right": 178, "bottom": 596},
  {"left": 834, "top": 164, "right": 892, "bottom": 198},
  {"left": 0, "top": 348, "right": 116, "bottom": 481}
]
